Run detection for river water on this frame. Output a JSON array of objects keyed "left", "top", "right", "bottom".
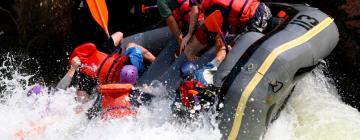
[{"left": 1, "top": 54, "right": 360, "bottom": 140}]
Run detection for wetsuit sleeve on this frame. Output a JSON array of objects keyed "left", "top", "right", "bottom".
[
  {"left": 78, "top": 73, "right": 98, "bottom": 95},
  {"left": 157, "top": 0, "right": 172, "bottom": 18},
  {"left": 97, "top": 37, "right": 117, "bottom": 54},
  {"left": 56, "top": 74, "right": 73, "bottom": 90}
]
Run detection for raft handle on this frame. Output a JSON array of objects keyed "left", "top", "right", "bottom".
[{"left": 269, "top": 80, "right": 283, "bottom": 93}]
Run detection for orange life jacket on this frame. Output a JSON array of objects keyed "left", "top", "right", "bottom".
[
  {"left": 172, "top": 0, "right": 204, "bottom": 30},
  {"left": 172, "top": 0, "right": 191, "bottom": 29},
  {"left": 69, "top": 43, "right": 128, "bottom": 84},
  {"left": 70, "top": 43, "right": 135, "bottom": 119},
  {"left": 98, "top": 84, "right": 136, "bottom": 119},
  {"left": 201, "top": 0, "right": 260, "bottom": 28}
]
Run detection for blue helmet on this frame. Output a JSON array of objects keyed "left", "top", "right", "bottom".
[{"left": 180, "top": 61, "right": 197, "bottom": 78}]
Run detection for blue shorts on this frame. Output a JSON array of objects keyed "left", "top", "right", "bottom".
[{"left": 125, "top": 47, "right": 145, "bottom": 74}]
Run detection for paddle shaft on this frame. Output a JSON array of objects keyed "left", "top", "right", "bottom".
[
  {"left": 144, "top": 5, "right": 158, "bottom": 9},
  {"left": 142, "top": 5, "right": 158, "bottom": 13},
  {"left": 211, "top": 18, "right": 229, "bottom": 53}
]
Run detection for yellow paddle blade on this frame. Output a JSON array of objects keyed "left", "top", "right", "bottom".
[
  {"left": 204, "top": 10, "right": 223, "bottom": 33},
  {"left": 86, "top": 0, "right": 109, "bottom": 37}
]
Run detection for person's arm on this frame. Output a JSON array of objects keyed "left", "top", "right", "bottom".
[
  {"left": 180, "top": 6, "right": 199, "bottom": 52},
  {"left": 56, "top": 57, "right": 81, "bottom": 90},
  {"left": 214, "top": 35, "right": 231, "bottom": 63},
  {"left": 187, "top": 6, "right": 199, "bottom": 36},
  {"left": 126, "top": 43, "right": 156, "bottom": 63},
  {"left": 97, "top": 32, "right": 123, "bottom": 54},
  {"left": 111, "top": 32, "right": 124, "bottom": 47},
  {"left": 167, "top": 15, "right": 183, "bottom": 45},
  {"left": 157, "top": 0, "right": 183, "bottom": 45}
]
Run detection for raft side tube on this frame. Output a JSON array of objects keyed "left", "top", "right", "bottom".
[
  {"left": 214, "top": 32, "right": 264, "bottom": 87},
  {"left": 120, "top": 27, "right": 174, "bottom": 56},
  {"left": 219, "top": 4, "right": 339, "bottom": 140}
]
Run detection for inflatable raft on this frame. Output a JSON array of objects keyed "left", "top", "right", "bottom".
[{"left": 136, "top": 3, "right": 339, "bottom": 140}]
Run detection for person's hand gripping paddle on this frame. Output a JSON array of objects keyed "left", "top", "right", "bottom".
[
  {"left": 204, "top": 10, "right": 230, "bottom": 53},
  {"left": 86, "top": 0, "right": 110, "bottom": 38}
]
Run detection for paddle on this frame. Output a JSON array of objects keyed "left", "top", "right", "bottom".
[
  {"left": 204, "top": 10, "right": 229, "bottom": 53},
  {"left": 130, "top": 4, "right": 158, "bottom": 14},
  {"left": 141, "top": 4, "right": 158, "bottom": 13},
  {"left": 86, "top": 0, "right": 110, "bottom": 38}
]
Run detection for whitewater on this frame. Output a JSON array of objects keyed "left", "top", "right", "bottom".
[{"left": 1, "top": 54, "right": 360, "bottom": 140}]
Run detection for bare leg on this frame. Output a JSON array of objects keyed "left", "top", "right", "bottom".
[
  {"left": 126, "top": 42, "right": 156, "bottom": 63},
  {"left": 184, "top": 36, "right": 207, "bottom": 61}
]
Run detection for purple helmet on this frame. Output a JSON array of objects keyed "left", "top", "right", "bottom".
[
  {"left": 120, "top": 65, "right": 138, "bottom": 84},
  {"left": 27, "top": 84, "right": 45, "bottom": 96}
]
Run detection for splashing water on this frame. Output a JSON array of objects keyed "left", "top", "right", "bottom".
[
  {"left": 0, "top": 54, "right": 221, "bottom": 140},
  {"left": 1, "top": 54, "right": 360, "bottom": 140},
  {"left": 263, "top": 69, "right": 360, "bottom": 140}
]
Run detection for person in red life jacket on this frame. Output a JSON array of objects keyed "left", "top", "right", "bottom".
[
  {"left": 172, "top": 1, "right": 272, "bottom": 114},
  {"left": 71, "top": 31, "right": 155, "bottom": 95},
  {"left": 157, "top": 0, "right": 204, "bottom": 54},
  {"left": 172, "top": 61, "right": 217, "bottom": 118},
  {"left": 97, "top": 65, "right": 139, "bottom": 119},
  {"left": 56, "top": 56, "right": 81, "bottom": 90},
  {"left": 183, "top": 0, "right": 272, "bottom": 85},
  {"left": 57, "top": 31, "right": 155, "bottom": 119}
]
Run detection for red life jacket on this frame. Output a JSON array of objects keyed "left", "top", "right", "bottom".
[
  {"left": 98, "top": 84, "right": 136, "bottom": 119},
  {"left": 70, "top": 43, "right": 135, "bottom": 119},
  {"left": 201, "top": 0, "right": 260, "bottom": 28},
  {"left": 172, "top": 0, "right": 204, "bottom": 30},
  {"left": 179, "top": 80, "right": 207, "bottom": 108},
  {"left": 69, "top": 43, "right": 128, "bottom": 84},
  {"left": 172, "top": 0, "right": 191, "bottom": 29}
]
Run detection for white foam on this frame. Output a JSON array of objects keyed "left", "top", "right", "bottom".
[
  {"left": 263, "top": 69, "right": 360, "bottom": 140},
  {"left": 0, "top": 55, "right": 221, "bottom": 140}
]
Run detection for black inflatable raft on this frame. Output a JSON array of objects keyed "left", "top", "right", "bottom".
[
  {"left": 121, "top": 3, "right": 339, "bottom": 140},
  {"left": 215, "top": 3, "right": 338, "bottom": 140}
]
